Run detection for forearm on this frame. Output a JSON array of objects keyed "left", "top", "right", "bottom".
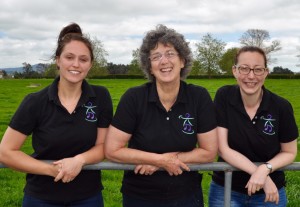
[
  {"left": 105, "top": 147, "right": 162, "bottom": 166},
  {"left": 74, "top": 144, "right": 105, "bottom": 165},
  {"left": 267, "top": 140, "right": 297, "bottom": 172},
  {"left": 177, "top": 147, "right": 216, "bottom": 164},
  {"left": 220, "top": 148, "right": 257, "bottom": 175},
  {"left": 267, "top": 151, "right": 296, "bottom": 172},
  {"left": 1, "top": 150, "right": 56, "bottom": 177}
]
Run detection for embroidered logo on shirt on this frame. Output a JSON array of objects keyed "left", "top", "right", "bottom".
[
  {"left": 260, "top": 114, "right": 276, "bottom": 135},
  {"left": 83, "top": 102, "right": 97, "bottom": 122},
  {"left": 178, "top": 113, "right": 194, "bottom": 134}
]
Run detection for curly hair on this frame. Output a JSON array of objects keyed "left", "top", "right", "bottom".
[{"left": 139, "top": 24, "right": 193, "bottom": 81}]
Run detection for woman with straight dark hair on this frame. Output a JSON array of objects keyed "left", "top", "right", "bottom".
[{"left": 0, "top": 23, "right": 113, "bottom": 206}]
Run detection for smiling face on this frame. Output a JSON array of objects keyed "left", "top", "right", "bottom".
[
  {"left": 149, "top": 42, "right": 184, "bottom": 84},
  {"left": 56, "top": 40, "right": 92, "bottom": 84},
  {"left": 233, "top": 51, "right": 269, "bottom": 96}
]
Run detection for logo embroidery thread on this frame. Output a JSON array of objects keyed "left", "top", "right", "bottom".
[
  {"left": 84, "top": 102, "right": 97, "bottom": 122},
  {"left": 260, "top": 114, "right": 275, "bottom": 135},
  {"left": 178, "top": 113, "right": 194, "bottom": 134}
]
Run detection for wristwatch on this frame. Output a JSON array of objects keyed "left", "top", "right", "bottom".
[{"left": 264, "top": 162, "right": 272, "bottom": 173}]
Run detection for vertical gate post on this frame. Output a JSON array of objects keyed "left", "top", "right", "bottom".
[{"left": 224, "top": 170, "right": 232, "bottom": 207}]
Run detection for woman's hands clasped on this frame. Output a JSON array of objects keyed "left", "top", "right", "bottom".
[
  {"left": 245, "top": 164, "right": 279, "bottom": 204},
  {"left": 52, "top": 156, "right": 85, "bottom": 183},
  {"left": 134, "top": 152, "right": 190, "bottom": 176}
]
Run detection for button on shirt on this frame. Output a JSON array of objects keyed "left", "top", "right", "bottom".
[
  {"left": 112, "top": 81, "right": 217, "bottom": 200},
  {"left": 212, "top": 85, "right": 298, "bottom": 194},
  {"left": 9, "top": 77, "right": 113, "bottom": 202}
]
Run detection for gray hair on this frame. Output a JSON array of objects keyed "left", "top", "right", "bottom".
[{"left": 139, "top": 24, "right": 193, "bottom": 81}]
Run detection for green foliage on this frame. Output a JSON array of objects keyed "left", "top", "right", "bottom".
[
  {"left": 268, "top": 74, "right": 300, "bottom": 79},
  {"left": 127, "top": 48, "right": 144, "bottom": 76},
  {"left": 127, "top": 64, "right": 143, "bottom": 75},
  {"left": 190, "top": 60, "right": 206, "bottom": 75},
  {"left": 218, "top": 47, "right": 238, "bottom": 74},
  {"left": 0, "top": 79, "right": 299, "bottom": 206},
  {"left": 106, "top": 62, "right": 129, "bottom": 75},
  {"left": 88, "top": 62, "right": 109, "bottom": 78},
  {"left": 271, "top": 66, "right": 294, "bottom": 74},
  {"left": 44, "top": 63, "right": 59, "bottom": 78},
  {"left": 0, "top": 70, "right": 8, "bottom": 78},
  {"left": 194, "top": 33, "right": 226, "bottom": 77},
  {"left": 89, "top": 35, "right": 109, "bottom": 67}
]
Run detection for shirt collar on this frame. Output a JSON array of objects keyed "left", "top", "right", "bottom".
[
  {"left": 48, "top": 77, "right": 96, "bottom": 106},
  {"left": 148, "top": 81, "right": 188, "bottom": 104},
  {"left": 258, "top": 86, "right": 271, "bottom": 112},
  {"left": 229, "top": 85, "right": 271, "bottom": 113}
]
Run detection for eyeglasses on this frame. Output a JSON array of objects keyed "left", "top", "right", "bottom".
[
  {"left": 149, "top": 51, "right": 178, "bottom": 62},
  {"left": 235, "top": 65, "right": 267, "bottom": 76}
]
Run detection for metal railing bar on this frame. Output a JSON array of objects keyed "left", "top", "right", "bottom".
[
  {"left": 1, "top": 161, "right": 299, "bottom": 207},
  {"left": 1, "top": 161, "right": 300, "bottom": 170}
]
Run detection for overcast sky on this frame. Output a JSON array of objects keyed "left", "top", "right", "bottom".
[{"left": 1, "top": 0, "right": 300, "bottom": 72}]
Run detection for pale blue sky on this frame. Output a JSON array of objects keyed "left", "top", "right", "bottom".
[{"left": 0, "top": 0, "right": 300, "bottom": 71}]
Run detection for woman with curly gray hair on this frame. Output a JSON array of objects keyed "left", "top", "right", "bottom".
[
  {"left": 105, "top": 24, "right": 217, "bottom": 207},
  {"left": 139, "top": 24, "right": 193, "bottom": 81}
]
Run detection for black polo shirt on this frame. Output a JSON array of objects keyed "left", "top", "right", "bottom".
[
  {"left": 9, "top": 77, "right": 113, "bottom": 202},
  {"left": 112, "top": 81, "right": 217, "bottom": 200},
  {"left": 212, "top": 85, "right": 299, "bottom": 194}
]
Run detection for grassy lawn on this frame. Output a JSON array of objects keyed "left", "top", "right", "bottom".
[{"left": 0, "top": 78, "right": 299, "bottom": 206}]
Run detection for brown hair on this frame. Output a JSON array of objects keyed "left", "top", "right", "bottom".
[
  {"left": 53, "top": 23, "right": 94, "bottom": 62},
  {"left": 234, "top": 46, "right": 267, "bottom": 67}
]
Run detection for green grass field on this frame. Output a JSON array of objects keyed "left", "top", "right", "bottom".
[{"left": 0, "top": 78, "right": 299, "bottom": 206}]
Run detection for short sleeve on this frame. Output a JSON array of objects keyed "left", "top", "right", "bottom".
[
  {"left": 9, "top": 94, "right": 39, "bottom": 135},
  {"left": 111, "top": 88, "right": 138, "bottom": 134},
  {"left": 195, "top": 87, "right": 217, "bottom": 133},
  {"left": 214, "top": 86, "right": 229, "bottom": 128},
  {"left": 94, "top": 86, "right": 113, "bottom": 128},
  {"left": 278, "top": 100, "right": 299, "bottom": 143}
]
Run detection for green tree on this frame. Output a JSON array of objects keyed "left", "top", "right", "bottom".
[
  {"left": 87, "top": 36, "right": 109, "bottom": 78},
  {"left": 218, "top": 47, "right": 239, "bottom": 75},
  {"left": 190, "top": 60, "right": 206, "bottom": 75},
  {"left": 22, "top": 62, "right": 33, "bottom": 78},
  {"left": 1, "top": 70, "right": 7, "bottom": 78},
  {"left": 271, "top": 66, "right": 294, "bottom": 74},
  {"left": 107, "top": 62, "right": 129, "bottom": 74},
  {"left": 194, "top": 33, "right": 226, "bottom": 78},
  {"left": 36, "top": 63, "right": 50, "bottom": 76},
  {"left": 88, "top": 62, "right": 108, "bottom": 78},
  {"left": 44, "top": 63, "right": 58, "bottom": 78},
  {"left": 239, "top": 29, "right": 281, "bottom": 64},
  {"left": 127, "top": 48, "right": 143, "bottom": 75},
  {"left": 90, "top": 36, "right": 108, "bottom": 67}
]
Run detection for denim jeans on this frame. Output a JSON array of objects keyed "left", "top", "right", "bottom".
[
  {"left": 209, "top": 181, "right": 287, "bottom": 207},
  {"left": 22, "top": 192, "right": 104, "bottom": 207},
  {"left": 123, "top": 187, "right": 204, "bottom": 207}
]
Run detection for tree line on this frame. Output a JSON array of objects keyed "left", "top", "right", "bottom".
[{"left": 2, "top": 29, "right": 299, "bottom": 79}]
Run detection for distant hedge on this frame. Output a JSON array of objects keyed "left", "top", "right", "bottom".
[
  {"left": 9, "top": 74, "right": 300, "bottom": 79},
  {"left": 267, "top": 74, "right": 300, "bottom": 79},
  {"left": 189, "top": 74, "right": 300, "bottom": 79},
  {"left": 91, "top": 74, "right": 146, "bottom": 79},
  {"left": 88, "top": 74, "right": 300, "bottom": 79}
]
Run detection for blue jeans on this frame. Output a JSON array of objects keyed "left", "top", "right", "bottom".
[
  {"left": 123, "top": 188, "right": 204, "bottom": 207},
  {"left": 22, "top": 192, "right": 104, "bottom": 207},
  {"left": 209, "top": 181, "right": 287, "bottom": 207}
]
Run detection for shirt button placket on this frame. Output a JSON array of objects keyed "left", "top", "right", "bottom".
[
  {"left": 252, "top": 116, "right": 257, "bottom": 124},
  {"left": 166, "top": 108, "right": 172, "bottom": 121}
]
